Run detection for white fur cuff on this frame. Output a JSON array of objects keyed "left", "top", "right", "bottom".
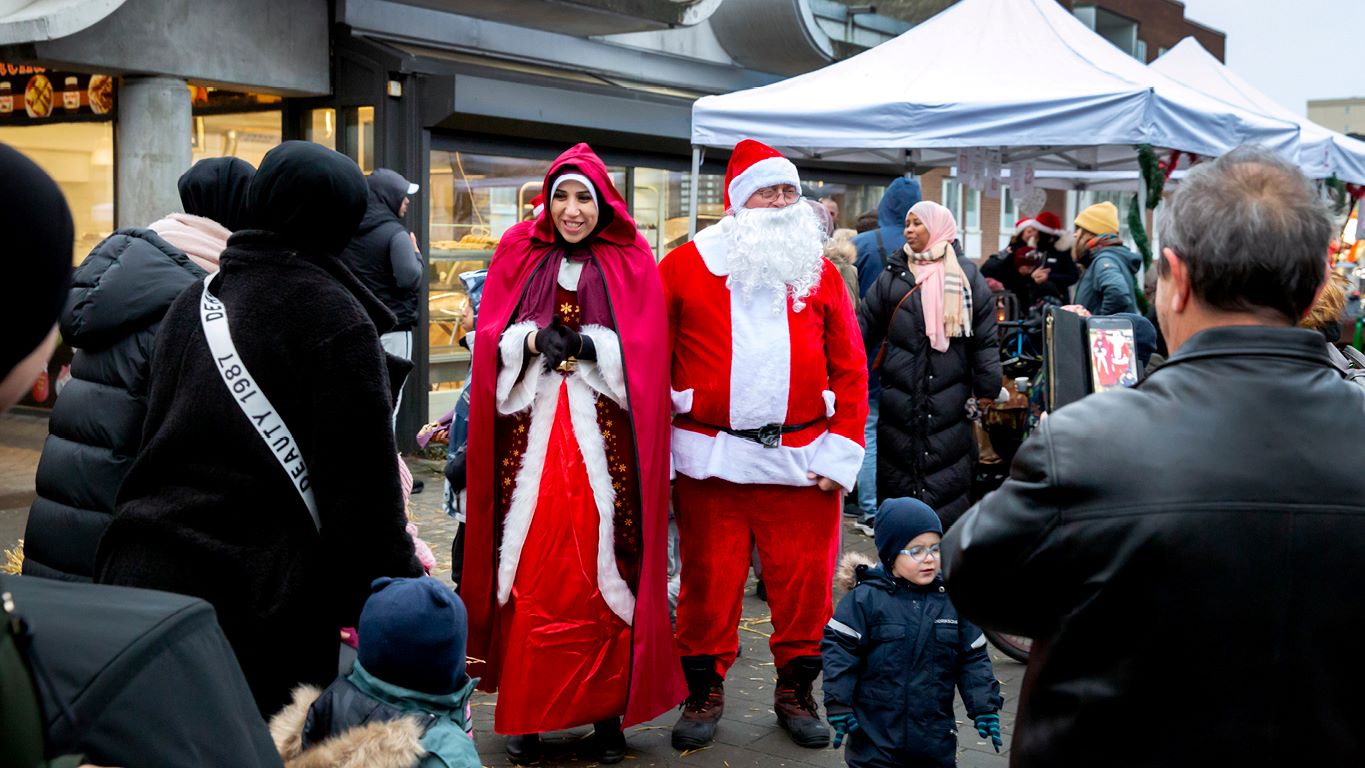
[
  {"left": 577, "top": 325, "right": 628, "bottom": 406},
  {"left": 496, "top": 320, "right": 543, "bottom": 415},
  {"left": 807, "top": 432, "right": 865, "bottom": 494}
]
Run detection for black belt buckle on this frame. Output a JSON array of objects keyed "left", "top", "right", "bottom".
[{"left": 757, "top": 423, "right": 782, "bottom": 449}]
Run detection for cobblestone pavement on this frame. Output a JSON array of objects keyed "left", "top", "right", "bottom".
[
  {"left": 0, "top": 418, "right": 1023, "bottom": 766},
  {"left": 404, "top": 457, "right": 1023, "bottom": 768}
]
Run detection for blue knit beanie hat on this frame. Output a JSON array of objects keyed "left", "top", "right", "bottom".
[
  {"left": 874, "top": 498, "right": 943, "bottom": 570},
  {"left": 357, "top": 576, "right": 468, "bottom": 694}
]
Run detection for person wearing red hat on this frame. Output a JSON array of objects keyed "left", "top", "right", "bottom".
[
  {"left": 463, "top": 144, "right": 683, "bottom": 764},
  {"left": 981, "top": 211, "right": 1078, "bottom": 308},
  {"left": 661, "top": 139, "right": 868, "bottom": 750}
]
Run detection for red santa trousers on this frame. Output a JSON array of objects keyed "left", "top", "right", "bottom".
[{"left": 674, "top": 476, "right": 840, "bottom": 676}]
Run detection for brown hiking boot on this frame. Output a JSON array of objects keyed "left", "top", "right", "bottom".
[
  {"left": 775, "top": 656, "right": 830, "bottom": 748},
  {"left": 672, "top": 655, "right": 724, "bottom": 750}
]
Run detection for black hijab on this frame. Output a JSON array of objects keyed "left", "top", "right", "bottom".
[
  {"left": 246, "top": 141, "right": 368, "bottom": 256},
  {"left": 0, "top": 143, "right": 73, "bottom": 377},
  {"left": 178, "top": 157, "right": 255, "bottom": 232}
]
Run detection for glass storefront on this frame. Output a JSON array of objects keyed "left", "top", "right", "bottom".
[
  {"left": 193, "top": 111, "right": 283, "bottom": 168},
  {"left": 423, "top": 145, "right": 891, "bottom": 417},
  {"left": 0, "top": 122, "right": 115, "bottom": 266}
]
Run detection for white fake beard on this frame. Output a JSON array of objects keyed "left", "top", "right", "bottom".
[{"left": 722, "top": 200, "right": 825, "bottom": 313}]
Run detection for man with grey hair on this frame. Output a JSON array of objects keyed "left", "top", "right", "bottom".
[{"left": 941, "top": 146, "right": 1365, "bottom": 766}]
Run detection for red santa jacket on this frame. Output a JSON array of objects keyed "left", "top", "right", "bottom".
[{"left": 660, "top": 223, "right": 868, "bottom": 492}]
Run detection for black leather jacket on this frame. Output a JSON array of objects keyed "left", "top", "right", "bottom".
[{"left": 943, "top": 325, "right": 1365, "bottom": 767}]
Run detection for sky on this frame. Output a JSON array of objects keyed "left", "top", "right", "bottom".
[{"left": 1178, "top": 0, "right": 1365, "bottom": 115}]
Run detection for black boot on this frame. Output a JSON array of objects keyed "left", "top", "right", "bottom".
[
  {"left": 594, "top": 717, "right": 626, "bottom": 764},
  {"left": 505, "top": 733, "right": 541, "bottom": 764},
  {"left": 671, "top": 655, "right": 724, "bottom": 750},
  {"left": 775, "top": 656, "right": 830, "bottom": 748}
]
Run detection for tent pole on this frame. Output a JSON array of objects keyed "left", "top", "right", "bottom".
[{"left": 688, "top": 145, "right": 701, "bottom": 238}]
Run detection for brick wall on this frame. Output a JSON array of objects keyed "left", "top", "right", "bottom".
[{"left": 1057, "top": 0, "right": 1226, "bottom": 61}]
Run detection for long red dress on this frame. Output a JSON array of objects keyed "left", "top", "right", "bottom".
[{"left": 491, "top": 284, "right": 642, "bottom": 733}]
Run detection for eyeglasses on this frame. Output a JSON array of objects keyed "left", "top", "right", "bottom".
[
  {"left": 899, "top": 544, "right": 941, "bottom": 563},
  {"left": 754, "top": 185, "right": 799, "bottom": 203}
]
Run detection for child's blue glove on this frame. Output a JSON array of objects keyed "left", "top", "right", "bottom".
[
  {"left": 828, "top": 712, "right": 860, "bottom": 748},
  {"left": 975, "top": 713, "right": 1002, "bottom": 752}
]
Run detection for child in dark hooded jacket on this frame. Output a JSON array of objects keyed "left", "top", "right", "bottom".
[
  {"left": 270, "top": 577, "right": 479, "bottom": 768},
  {"left": 822, "top": 498, "right": 1002, "bottom": 767}
]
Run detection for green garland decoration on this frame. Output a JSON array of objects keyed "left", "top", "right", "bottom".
[
  {"left": 1136, "top": 144, "right": 1165, "bottom": 210},
  {"left": 1127, "top": 193, "right": 1150, "bottom": 313},
  {"left": 1326, "top": 175, "right": 1349, "bottom": 215}
]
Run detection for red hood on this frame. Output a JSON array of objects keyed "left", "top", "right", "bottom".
[{"left": 529, "top": 143, "right": 638, "bottom": 248}]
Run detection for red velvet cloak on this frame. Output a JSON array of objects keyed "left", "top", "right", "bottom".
[{"left": 464, "top": 143, "right": 684, "bottom": 726}]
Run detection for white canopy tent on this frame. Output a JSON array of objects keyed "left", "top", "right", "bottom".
[
  {"left": 687, "top": 0, "right": 1302, "bottom": 231},
  {"left": 1152, "top": 37, "right": 1365, "bottom": 185}
]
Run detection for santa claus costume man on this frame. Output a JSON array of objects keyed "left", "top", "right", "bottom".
[
  {"left": 661, "top": 139, "right": 868, "bottom": 749},
  {"left": 464, "top": 144, "right": 683, "bottom": 765}
]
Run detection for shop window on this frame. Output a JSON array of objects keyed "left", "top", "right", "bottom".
[
  {"left": 999, "top": 187, "right": 1020, "bottom": 250},
  {"left": 941, "top": 178, "right": 964, "bottom": 229},
  {"left": 193, "top": 111, "right": 282, "bottom": 168},
  {"left": 633, "top": 167, "right": 725, "bottom": 258},
  {"left": 965, "top": 187, "right": 981, "bottom": 232},
  {"left": 351, "top": 106, "right": 375, "bottom": 173},
  {"left": 0, "top": 122, "right": 115, "bottom": 266},
  {"left": 800, "top": 177, "right": 887, "bottom": 235},
  {"left": 306, "top": 108, "right": 337, "bottom": 150}
]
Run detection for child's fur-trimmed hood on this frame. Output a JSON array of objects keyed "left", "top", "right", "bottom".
[
  {"left": 835, "top": 551, "right": 878, "bottom": 592},
  {"left": 269, "top": 685, "right": 426, "bottom": 768}
]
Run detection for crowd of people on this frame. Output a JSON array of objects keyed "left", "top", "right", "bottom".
[{"left": 2, "top": 132, "right": 1363, "bottom": 768}]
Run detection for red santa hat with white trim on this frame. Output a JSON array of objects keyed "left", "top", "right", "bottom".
[
  {"left": 725, "top": 139, "right": 801, "bottom": 212},
  {"left": 530, "top": 193, "right": 545, "bottom": 218},
  {"left": 1014, "top": 211, "right": 1065, "bottom": 236}
]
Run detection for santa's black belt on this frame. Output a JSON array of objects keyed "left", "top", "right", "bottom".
[{"left": 683, "top": 416, "right": 824, "bottom": 449}]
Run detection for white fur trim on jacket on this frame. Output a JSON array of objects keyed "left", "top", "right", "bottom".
[
  {"left": 670, "top": 388, "right": 694, "bottom": 415},
  {"left": 692, "top": 223, "right": 730, "bottom": 276},
  {"left": 728, "top": 155, "right": 801, "bottom": 212},
  {"left": 496, "top": 372, "right": 635, "bottom": 625},
  {"left": 729, "top": 285, "right": 791, "bottom": 430},
  {"left": 496, "top": 320, "right": 543, "bottom": 414},
  {"left": 672, "top": 427, "right": 863, "bottom": 493},
  {"left": 806, "top": 432, "right": 865, "bottom": 494},
  {"left": 577, "top": 325, "right": 628, "bottom": 406}
]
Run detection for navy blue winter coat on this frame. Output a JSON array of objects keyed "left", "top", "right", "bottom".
[
  {"left": 822, "top": 556, "right": 1002, "bottom": 768},
  {"left": 853, "top": 178, "right": 921, "bottom": 400}
]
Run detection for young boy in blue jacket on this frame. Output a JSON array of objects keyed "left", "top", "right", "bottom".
[{"left": 822, "top": 498, "right": 1003, "bottom": 767}]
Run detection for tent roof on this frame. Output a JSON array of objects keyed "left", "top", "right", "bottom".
[
  {"left": 691, "top": 0, "right": 1300, "bottom": 175},
  {"left": 1152, "top": 37, "right": 1365, "bottom": 184}
]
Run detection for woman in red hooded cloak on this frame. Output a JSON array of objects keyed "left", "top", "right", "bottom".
[{"left": 463, "top": 144, "right": 683, "bottom": 763}]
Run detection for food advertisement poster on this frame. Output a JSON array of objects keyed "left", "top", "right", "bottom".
[{"left": 0, "top": 63, "right": 114, "bottom": 122}]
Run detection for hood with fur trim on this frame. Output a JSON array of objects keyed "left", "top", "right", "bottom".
[
  {"left": 270, "top": 685, "right": 425, "bottom": 768},
  {"left": 835, "top": 551, "right": 878, "bottom": 592}
]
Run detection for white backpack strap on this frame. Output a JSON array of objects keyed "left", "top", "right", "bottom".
[{"left": 200, "top": 274, "right": 321, "bottom": 532}]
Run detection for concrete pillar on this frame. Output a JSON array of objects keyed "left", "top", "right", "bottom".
[{"left": 116, "top": 76, "right": 190, "bottom": 228}]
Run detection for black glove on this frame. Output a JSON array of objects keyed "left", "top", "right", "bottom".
[
  {"left": 575, "top": 332, "right": 596, "bottom": 361},
  {"left": 536, "top": 316, "right": 574, "bottom": 372}
]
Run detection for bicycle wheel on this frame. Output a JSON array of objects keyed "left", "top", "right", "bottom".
[{"left": 984, "top": 629, "right": 1032, "bottom": 663}]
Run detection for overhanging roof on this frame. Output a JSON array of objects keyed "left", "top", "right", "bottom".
[{"left": 0, "top": 0, "right": 125, "bottom": 45}]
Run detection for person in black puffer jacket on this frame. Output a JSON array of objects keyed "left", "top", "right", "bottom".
[
  {"left": 859, "top": 201, "right": 1001, "bottom": 527},
  {"left": 22, "top": 157, "right": 254, "bottom": 582}
]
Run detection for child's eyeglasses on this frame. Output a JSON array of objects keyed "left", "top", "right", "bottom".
[{"left": 899, "top": 544, "right": 941, "bottom": 563}]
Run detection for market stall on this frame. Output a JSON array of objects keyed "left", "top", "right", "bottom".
[
  {"left": 687, "top": 0, "right": 1302, "bottom": 232},
  {"left": 1152, "top": 37, "right": 1365, "bottom": 185}
]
